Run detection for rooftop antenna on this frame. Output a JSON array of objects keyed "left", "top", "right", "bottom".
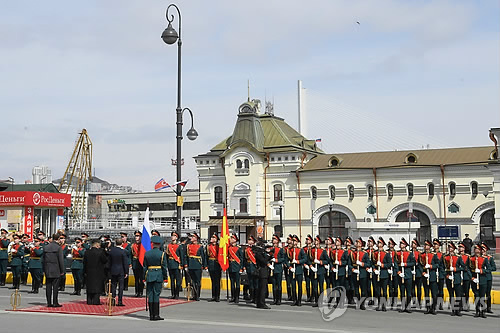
[{"left": 247, "top": 79, "right": 250, "bottom": 102}]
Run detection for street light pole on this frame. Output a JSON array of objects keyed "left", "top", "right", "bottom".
[
  {"left": 278, "top": 200, "right": 284, "bottom": 237},
  {"left": 8, "top": 177, "right": 14, "bottom": 191},
  {"left": 162, "top": 4, "right": 198, "bottom": 236},
  {"left": 328, "top": 199, "right": 334, "bottom": 237}
]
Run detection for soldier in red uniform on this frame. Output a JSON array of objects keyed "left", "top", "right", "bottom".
[
  {"left": 443, "top": 241, "right": 464, "bottom": 316},
  {"left": 366, "top": 236, "right": 377, "bottom": 305},
  {"left": 410, "top": 238, "right": 422, "bottom": 308},
  {"left": 351, "top": 237, "right": 370, "bottom": 310},
  {"left": 373, "top": 237, "right": 391, "bottom": 311},
  {"left": 284, "top": 234, "right": 294, "bottom": 301},
  {"left": 269, "top": 234, "right": 286, "bottom": 305},
  {"left": 457, "top": 241, "right": 471, "bottom": 311},
  {"left": 131, "top": 231, "right": 144, "bottom": 297},
  {"left": 166, "top": 231, "right": 184, "bottom": 299},
  {"left": 481, "top": 242, "right": 496, "bottom": 314},
  {"left": 310, "top": 235, "right": 328, "bottom": 307},
  {"left": 324, "top": 236, "right": 334, "bottom": 290},
  {"left": 206, "top": 233, "right": 221, "bottom": 302},
  {"left": 387, "top": 238, "right": 398, "bottom": 308},
  {"left": 396, "top": 238, "right": 415, "bottom": 313},
  {"left": 470, "top": 244, "right": 489, "bottom": 318},
  {"left": 186, "top": 232, "right": 206, "bottom": 301},
  {"left": 228, "top": 234, "right": 243, "bottom": 303},
  {"left": 420, "top": 239, "right": 439, "bottom": 315},
  {"left": 303, "top": 234, "right": 313, "bottom": 302},
  {"left": 433, "top": 238, "right": 445, "bottom": 310},
  {"left": 332, "top": 237, "right": 349, "bottom": 306}
]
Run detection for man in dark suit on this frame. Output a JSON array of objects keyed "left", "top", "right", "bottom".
[
  {"left": 84, "top": 240, "right": 108, "bottom": 305},
  {"left": 43, "top": 233, "right": 65, "bottom": 307},
  {"left": 109, "top": 238, "right": 128, "bottom": 306}
]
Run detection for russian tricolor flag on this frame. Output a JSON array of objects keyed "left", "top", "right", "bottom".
[{"left": 138, "top": 207, "right": 152, "bottom": 266}]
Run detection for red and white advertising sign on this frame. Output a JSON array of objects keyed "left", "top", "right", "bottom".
[
  {"left": 24, "top": 206, "right": 34, "bottom": 241},
  {"left": 0, "top": 191, "right": 71, "bottom": 207},
  {"left": 0, "top": 209, "right": 5, "bottom": 217}
]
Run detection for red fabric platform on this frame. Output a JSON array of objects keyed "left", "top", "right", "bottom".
[{"left": 8, "top": 296, "right": 188, "bottom": 316}]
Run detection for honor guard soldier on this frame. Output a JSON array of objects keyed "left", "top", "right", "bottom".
[
  {"left": 206, "top": 233, "right": 221, "bottom": 302},
  {"left": 470, "top": 244, "right": 490, "bottom": 318},
  {"left": 284, "top": 234, "right": 294, "bottom": 301},
  {"left": 366, "top": 236, "right": 377, "bottom": 305},
  {"left": 387, "top": 238, "right": 399, "bottom": 308},
  {"left": 131, "top": 230, "right": 145, "bottom": 297},
  {"left": 444, "top": 241, "right": 465, "bottom": 316},
  {"left": 288, "top": 235, "right": 307, "bottom": 306},
  {"left": 58, "top": 234, "right": 69, "bottom": 291},
  {"left": 228, "top": 234, "right": 243, "bottom": 303},
  {"left": 332, "top": 237, "right": 349, "bottom": 306},
  {"left": 351, "top": 237, "right": 370, "bottom": 310},
  {"left": 396, "top": 237, "right": 415, "bottom": 313},
  {"left": 81, "top": 233, "right": 91, "bottom": 250},
  {"left": 166, "top": 231, "right": 184, "bottom": 299},
  {"left": 481, "top": 242, "right": 496, "bottom": 314},
  {"left": 186, "top": 232, "right": 206, "bottom": 301},
  {"left": 324, "top": 236, "right": 334, "bottom": 289},
  {"left": 0, "top": 229, "right": 10, "bottom": 286},
  {"left": 143, "top": 235, "right": 169, "bottom": 321},
  {"left": 70, "top": 237, "right": 85, "bottom": 296},
  {"left": 310, "top": 235, "right": 328, "bottom": 307},
  {"left": 269, "top": 234, "right": 285, "bottom": 305},
  {"left": 151, "top": 230, "right": 164, "bottom": 251},
  {"left": 373, "top": 237, "right": 391, "bottom": 311},
  {"left": 28, "top": 237, "right": 44, "bottom": 294},
  {"left": 344, "top": 236, "right": 355, "bottom": 304},
  {"left": 420, "top": 239, "right": 439, "bottom": 314},
  {"left": 244, "top": 235, "right": 258, "bottom": 303},
  {"left": 433, "top": 238, "right": 445, "bottom": 310},
  {"left": 9, "top": 234, "right": 25, "bottom": 289},
  {"left": 410, "top": 238, "right": 423, "bottom": 308},
  {"left": 119, "top": 232, "right": 131, "bottom": 291},
  {"left": 21, "top": 234, "right": 30, "bottom": 285},
  {"left": 303, "top": 234, "right": 313, "bottom": 302},
  {"left": 457, "top": 241, "right": 471, "bottom": 311}
]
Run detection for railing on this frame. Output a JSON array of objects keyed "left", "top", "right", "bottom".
[{"left": 68, "top": 218, "right": 194, "bottom": 231}]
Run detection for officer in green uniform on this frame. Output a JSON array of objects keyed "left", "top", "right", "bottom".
[
  {"left": 351, "top": 237, "right": 371, "bottom": 310},
  {"left": 185, "top": 232, "right": 206, "bottom": 301},
  {"left": 0, "top": 229, "right": 10, "bottom": 286},
  {"left": 457, "top": 241, "right": 472, "bottom": 312},
  {"left": 228, "top": 234, "right": 243, "bottom": 303},
  {"left": 433, "top": 238, "right": 445, "bottom": 310},
  {"left": 373, "top": 237, "right": 392, "bottom": 311},
  {"left": 70, "top": 237, "right": 85, "bottom": 295},
  {"left": 28, "top": 237, "right": 44, "bottom": 294},
  {"left": 58, "top": 234, "right": 69, "bottom": 291},
  {"left": 443, "top": 241, "right": 464, "bottom": 316},
  {"left": 269, "top": 234, "right": 286, "bottom": 305},
  {"left": 470, "top": 244, "right": 490, "bottom": 318},
  {"left": 310, "top": 235, "right": 328, "bottom": 308},
  {"left": 143, "top": 235, "right": 168, "bottom": 321},
  {"left": 410, "top": 238, "right": 423, "bottom": 308},
  {"left": 481, "top": 242, "right": 496, "bottom": 314},
  {"left": 421, "top": 239, "right": 439, "bottom": 315},
  {"left": 206, "top": 233, "right": 221, "bottom": 302},
  {"left": 288, "top": 235, "right": 307, "bottom": 306},
  {"left": 119, "top": 232, "right": 131, "bottom": 291},
  {"left": 9, "top": 234, "right": 25, "bottom": 289},
  {"left": 302, "top": 235, "right": 313, "bottom": 302},
  {"left": 284, "top": 235, "right": 294, "bottom": 301},
  {"left": 387, "top": 238, "right": 399, "bottom": 308},
  {"left": 166, "top": 231, "right": 184, "bottom": 299},
  {"left": 344, "top": 236, "right": 356, "bottom": 304},
  {"left": 21, "top": 234, "right": 30, "bottom": 285},
  {"left": 244, "top": 235, "right": 258, "bottom": 303},
  {"left": 366, "top": 236, "right": 377, "bottom": 306},
  {"left": 396, "top": 237, "right": 415, "bottom": 313}
]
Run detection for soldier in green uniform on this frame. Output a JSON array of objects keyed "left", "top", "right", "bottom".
[
  {"left": 470, "top": 244, "right": 490, "bottom": 318},
  {"left": 166, "top": 231, "right": 184, "bottom": 299},
  {"left": 410, "top": 238, "right": 423, "bottom": 308},
  {"left": 284, "top": 234, "right": 294, "bottom": 301},
  {"left": 9, "top": 234, "right": 25, "bottom": 289},
  {"left": 28, "top": 237, "right": 44, "bottom": 294},
  {"left": 151, "top": 230, "right": 164, "bottom": 252},
  {"left": 185, "top": 233, "right": 206, "bottom": 301},
  {"left": 131, "top": 231, "right": 145, "bottom": 297},
  {"left": 366, "top": 236, "right": 377, "bottom": 305},
  {"left": 143, "top": 235, "right": 168, "bottom": 321},
  {"left": 269, "top": 234, "right": 285, "bottom": 305},
  {"left": 70, "top": 237, "right": 85, "bottom": 295},
  {"left": 119, "top": 232, "right": 131, "bottom": 291},
  {"left": 421, "top": 239, "right": 439, "bottom": 315},
  {"left": 387, "top": 238, "right": 399, "bottom": 308},
  {"left": 344, "top": 236, "right": 355, "bottom": 304},
  {"left": 310, "top": 236, "right": 328, "bottom": 308},
  {"left": 351, "top": 237, "right": 371, "bottom": 310},
  {"left": 457, "top": 241, "right": 471, "bottom": 312},
  {"left": 396, "top": 237, "right": 415, "bottom": 313},
  {"left": 80, "top": 232, "right": 90, "bottom": 289},
  {"left": 58, "top": 234, "right": 69, "bottom": 291},
  {"left": 244, "top": 235, "right": 258, "bottom": 303},
  {"left": 433, "top": 238, "right": 445, "bottom": 310},
  {"left": 228, "top": 234, "right": 243, "bottom": 303},
  {"left": 302, "top": 235, "right": 313, "bottom": 302},
  {"left": 443, "top": 241, "right": 464, "bottom": 316},
  {"left": 373, "top": 237, "right": 392, "bottom": 311},
  {"left": 206, "top": 233, "right": 221, "bottom": 302},
  {"left": 0, "top": 229, "right": 10, "bottom": 286},
  {"left": 21, "top": 234, "right": 30, "bottom": 285},
  {"left": 289, "top": 235, "right": 307, "bottom": 306},
  {"left": 481, "top": 242, "right": 496, "bottom": 314}
]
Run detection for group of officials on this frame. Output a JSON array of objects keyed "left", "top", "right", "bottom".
[{"left": 1, "top": 228, "right": 497, "bottom": 320}]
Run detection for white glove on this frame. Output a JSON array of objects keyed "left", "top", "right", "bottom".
[
  {"left": 388, "top": 269, "right": 393, "bottom": 275},
  {"left": 292, "top": 259, "right": 298, "bottom": 264},
  {"left": 269, "top": 264, "right": 275, "bottom": 270},
  {"left": 367, "top": 268, "right": 373, "bottom": 273},
  {"left": 353, "top": 269, "right": 359, "bottom": 274},
  {"left": 311, "top": 266, "right": 318, "bottom": 273},
  {"left": 356, "top": 260, "right": 362, "bottom": 266},
  {"left": 423, "top": 273, "right": 429, "bottom": 278},
  {"left": 412, "top": 270, "right": 416, "bottom": 276},
  {"left": 374, "top": 270, "right": 380, "bottom": 275},
  {"left": 305, "top": 265, "right": 310, "bottom": 270},
  {"left": 377, "top": 261, "right": 381, "bottom": 267},
  {"left": 271, "top": 258, "right": 276, "bottom": 262},
  {"left": 448, "top": 275, "right": 453, "bottom": 281},
  {"left": 399, "top": 273, "right": 404, "bottom": 278},
  {"left": 290, "top": 267, "right": 296, "bottom": 273},
  {"left": 473, "top": 278, "right": 479, "bottom": 284},
  {"left": 333, "top": 268, "right": 338, "bottom": 273},
  {"left": 314, "top": 259, "right": 321, "bottom": 264},
  {"left": 425, "top": 264, "right": 430, "bottom": 269},
  {"left": 324, "top": 264, "right": 330, "bottom": 270},
  {"left": 335, "top": 260, "right": 340, "bottom": 265},
  {"left": 401, "top": 262, "right": 406, "bottom": 267},
  {"left": 475, "top": 268, "right": 480, "bottom": 273},
  {"left": 449, "top": 267, "right": 454, "bottom": 272}
]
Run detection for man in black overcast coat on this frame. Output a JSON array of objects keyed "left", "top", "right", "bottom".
[
  {"left": 84, "top": 240, "right": 108, "bottom": 305},
  {"left": 109, "top": 238, "right": 129, "bottom": 306},
  {"left": 43, "top": 233, "right": 65, "bottom": 307}
]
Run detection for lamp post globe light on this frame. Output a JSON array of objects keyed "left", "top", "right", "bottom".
[
  {"left": 328, "top": 199, "right": 334, "bottom": 237},
  {"left": 162, "top": 4, "right": 198, "bottom": 235},
  {"left": 278, "top": 200, "right": 284, "bottom": 237}
]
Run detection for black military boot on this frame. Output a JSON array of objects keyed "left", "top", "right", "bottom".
[
  {"left": 155, "top": 303, "right": 164, "bottom": 320},
  {"left": 297, "top": 288, "right": 302, "bottom": 306},
  {"left": 123, "top": 276, "right": 128, "bottom": 291},
  {"left": 0, "top": 273, "right": 5, "bottom": 286},
  {"left": 28, "top": 279, "right": 37, "bottom": 294},
  {"left": 474, "top": 304, "right": 480, "bottom": 318},
  {"left": 148, "top": 303, "right": 154, "bottom": 321},
  {"left": 71, "top": 281, "right": 79, "bottom": 295},
  {"left": 486, "top": 298, "right": 493, "bottom": 314},
  {"left": 59, "top": 275, "right": 66, "bottom": 291},
  {"left": 271, "top": 292, "right": 277, "bottom": 305},
  {"left": 277, "top": 290, "right": 282, "bottom": 305}
]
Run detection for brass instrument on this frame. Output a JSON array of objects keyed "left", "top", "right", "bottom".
[
  {"left": 104, "top": 279, "right": 114, "bottom": 316},
  {"left": 10, "top": 288, "right": 21, "bottom": 310}
]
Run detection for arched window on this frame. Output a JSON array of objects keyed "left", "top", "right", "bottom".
[
  {"left": 329, "top": 157, "right": 340, "bottom": 167},
  {"left": 428, "top": 183, "right": 435, "bottom": 198},
  {"left": 367, "top": 184, "right": 374, "bottom": 199},
  {"left": 214, "top": 186, "right": 223, "bottom": 204},
  {"left": 244, "top": 159, "right": 250, "bottom": 169},
  {"left": 273, "top": 184, "right": 283, "bottom": 201},
  {"left": 329, "top": 185, "right": 335, "bottom": 200},
  {"left": 471, "top": 181, "right": 478, "bottom": 196},
  {"left": 407, "top": 183, "right": 414, "bottom": 198},
  {"left": 405, "top": 153, "right": 417, "bottom": 164},
  {"left": 239, "top": 198, "right": 248, "bottom": 213},
  {"left": 348, "top": 185, "right": 354, "bottom": 200},
  {"left": 396, "top": 210, "right": 431, "bottom": 244},
  {"left": 387, "top": 184, "right": 394, "bottom": 199},
  {"left": 449, "top": 182, "right": 456, "bottom": 197},
  {"left": 311, "top": 186, "right": 317, "bottom": 200},
  {"left": 236, "top": 160, "right": 242, "bottom": 169},
  {"left": 318, "top": 210, "right": 349, "bottom": 239}
]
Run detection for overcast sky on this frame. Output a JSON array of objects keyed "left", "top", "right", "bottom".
[{"left": 1, "top": 0, "right": 499, "bottom": 191}]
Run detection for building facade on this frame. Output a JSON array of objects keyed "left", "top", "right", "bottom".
[{"left": 196, "top": 99, "right": 499, "bottom": 252}]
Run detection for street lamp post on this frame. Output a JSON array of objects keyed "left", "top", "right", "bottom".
[
  {"left": 8, "top": 177, "right": 14, "bottom": 191},
  {"left": 278, "top": 200, "right": 284, "bottom": 237},
  {"left": 162, "top": 4, "right": 198, "bottom": 236},
  {"left": 328, "top": 199, "right": 334, "bottom": 237}
]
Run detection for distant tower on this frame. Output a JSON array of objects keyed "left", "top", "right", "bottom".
[
  {"left": 32, "top": 165, "right": 52, "bottom": 184},
  {"left": 298, "top": 80, "right": 307, "bottom": 137}
]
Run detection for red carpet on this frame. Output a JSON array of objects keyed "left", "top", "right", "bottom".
[{"left": 8, "top": 296, "right": 188, "bottom": 316}]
